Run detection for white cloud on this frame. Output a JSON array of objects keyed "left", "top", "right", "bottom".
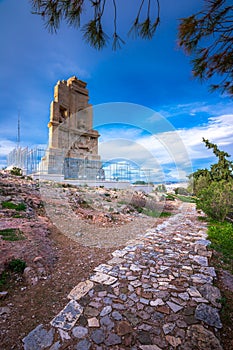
[
  {"left": 0, "top": 139, "right": 17, "bottom": 157},
  {"left": 157, "top": 101, "right": 233, "bottom": 119},
  {"left": 99, "top": 113, "right": 233, "bottom": 182},
  {"left": 178, "top": 114, "right": 233, "bottom": 160},
  {"left": 2, "top": 112, "right": 232, "bottom": 181}
]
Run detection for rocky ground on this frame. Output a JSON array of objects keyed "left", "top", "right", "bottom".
[{"left": 0, "top": 173, "right": 232, "bottom": 349}]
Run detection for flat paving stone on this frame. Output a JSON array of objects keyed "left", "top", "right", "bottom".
[
  {"left": 183, "top": 324, "right": 223, "bottom": 350},
  {"left": 166, "top": 301, "right": 184, "bottom": 313},
  {"left": 75, "top": 338, "right": 91, "bottom": 350},
  {"left": 23, "top": 324, "right": 54, "bottom": 350},
  {"left": 91, "top": 329, "right": 105, "bottom": 344},
  {"left": 100, "top": 305, "right": 112, "bottom": 317},
  {"left": 193, "top": 255, "right": 209, "bottom": 266},
  {"left": 88, "top": 317, "right": 100, "bottom": 327},
  {"left": 68, "top": 280, "right": 94, "bottom": 301},
  {"left": 139, "top": 346, "right": 163, "bottom": 350},
  {"left": 104, "top": 333, "right": 122, "bottom": 346},
  {"left": 90, "top": 272, "right": 117, "bottom": 285},
  {"left": 72, "top": 326, "right": 88, "bottom": 338},
  {"left": 195, "top": 303, "right": 222, "bottom": 328},
  {"left": 50, "top": 301, "right": 83, "bottom": 330},
  {"left": 112, "top": 311, "right": 122, "bottom": 320}
]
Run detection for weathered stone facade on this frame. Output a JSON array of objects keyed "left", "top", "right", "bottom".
[{"left": 41, "top": 76, "right": 102, "bottom": 179}]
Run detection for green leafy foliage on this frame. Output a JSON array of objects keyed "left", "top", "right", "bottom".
[
  {"left": 10, "top": 167, "right": 22, "bottom": 176},
  {"left": 142, "top": 208, "right": 172, "bottom": 218},
  {"left": 174, "top": 187, "right": 189, "bottom": 195},
  {"left": 0, "top": 271, "right": 8, "bottom": 287},
  {"left": 165, "top": 194, "right": 175, "bottom": 201},
  {"left": 191, "top": 139, "right": 233, "bottom": 221},
  {"left": 0, "top": 228, "right": 25, "bottom": 241},
  {"left": 208, "top": 221, "right": 233, "bottom": 272},
  {"left": 31, "top": 1, "right": 233, "bottom": 96},
  {"left": 197, "top": 180, "right": 233, "bottom": 221},
  {"left": 31, "top": 0, "right": 160, "bottom": 50},
  {"left": 175, "top": 195, "right": 196, "bottom": 203},
  {"left": 1, "top": 201, "right": 26, "bottom": 211},
  {"left": 179, "top": 0, "right": 233, "bottom": 96},
  {"left": 133, "top": 180, "right": 147, "bottom": 185},
  {"left": 0, "top": 259, "right": 26, "bottom": 288},
  {"left": 8, "top": 258, "right": 26, "bottom": 273},
  {"left": 165, "top": 193, "right": 196, "bottom": 203}
]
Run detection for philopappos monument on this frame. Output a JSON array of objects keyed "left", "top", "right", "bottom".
[{"left": 41, "top": 76, "right": 103, "bottom": 180}]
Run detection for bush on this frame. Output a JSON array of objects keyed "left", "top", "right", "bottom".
[
  {"left": 190, "top": 140, "right": 233, "bottom": 221},
  {"left": 2, "top": 201, "right": 26, "bottom": 211},
  {"left": 8, "top": 258, "right": 26, "bottom": 273},
  {"left": 174, "top": 187, "right": 189, "bottom": 195},
  {"left": 197, "top": 180, "right": 233, "bottom": 222},
  {"left": 0, "top": 228, "right": 25, "bottom": 241},
  {"left": 130, "top": 193, "right": 146, "bottom": 212},
  {"left": 10, "top": 167, "right": 22, "bottom": 176}
]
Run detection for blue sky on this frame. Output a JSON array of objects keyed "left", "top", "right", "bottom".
[{"left": 0, "top": 0, "right": 233, "bottom": 182}]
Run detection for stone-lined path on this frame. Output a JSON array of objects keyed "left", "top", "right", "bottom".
[{"left": 23, "top": 203, "right": 223, "bottom": 350}]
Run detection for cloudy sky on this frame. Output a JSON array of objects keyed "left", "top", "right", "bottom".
[{"left": 0, "top": 0, "right": 232, "bottom": 182}]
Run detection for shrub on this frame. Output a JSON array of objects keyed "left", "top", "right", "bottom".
[
  {"left": 0, "top": 271, "right": 8, "bottom": 286},
  {"left": 190, "top": 139, "right": 233, "bottom": 221},
  {"left": 1, "top": 201, "right": 26, "bottom": 211},
  {"left": 174, "top": 187, "right": 189, "bottom": 195},
  {"left": 10, "top": 167, "right": 22, "bottom": 176},
  {"left": 130, "top": 193, "right": 146, "bottom": 212},
  {"left": 8, "top": 258, "right": 26, "bottom": 273},
  {"left": 197, "top": 180, "right": 233, "bottom": 222},
  {"left": 0, "top": 228, "right": 25, "bottom": 241}
]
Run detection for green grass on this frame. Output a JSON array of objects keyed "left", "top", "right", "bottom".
[
  {"left": 0, "top": 259, "right": 26, "bottom": 289},
  {"left": 175, "top": 195, "right": 196, "bottom": 203},
  {"left": 197, "top": 215, "right": 209, "bottom": 222},
  {"left": 166, "top": 194, "right": 175, "bottom": 201},
  {"left": 142, "top": 208, "right": 172, "bottom": 218},
  {"left": 13, "top": 213, "right": 24, "bottom": 218},
  {"left": 207, "top": 221, "right": 233, "bottom": 273},
  {"left": 165, "top": 193, "right": 196, "bottom": 203},
  {"left": 160, "top": 211, "right": 172, "bottom": 218},
  {"left": 0, "top": 271, "right": 8, "bottom": 287},
  {"left": 8, "top": 258, "right": 26, "bottom": 273},
  {"left": 0, "top": 228, "right": 25, "bottom": 241},
  {"left": 1, "top": 201, "right": 26, "bottom": 211}
]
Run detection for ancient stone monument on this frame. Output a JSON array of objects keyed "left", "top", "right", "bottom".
[{"left": 41, "top": 76, "right": 103, "bottom": 180}]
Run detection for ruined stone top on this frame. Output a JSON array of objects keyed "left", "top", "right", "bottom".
[{"left": 56, "top": 76, "right": 88, "bottom": 97}]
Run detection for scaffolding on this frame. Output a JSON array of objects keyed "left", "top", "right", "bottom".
[
  {"left": 7, "top": 147, "right": 46, "bottom": 175},
  {"left": 7, "top": 147, "right": 154, "bottom": 183}
]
